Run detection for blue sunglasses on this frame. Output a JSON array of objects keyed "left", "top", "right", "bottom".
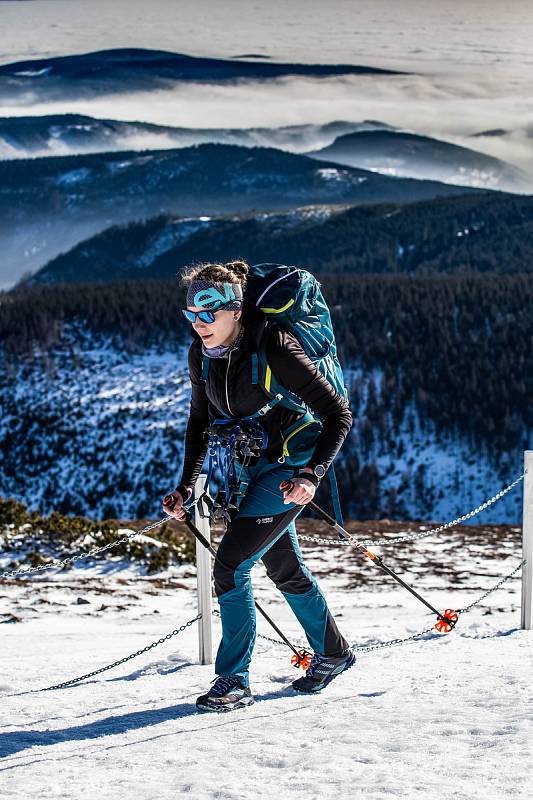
[{"left": 182, "top": 301, "right": 236, "bottom": 324}]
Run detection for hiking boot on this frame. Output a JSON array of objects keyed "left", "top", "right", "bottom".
[
  {"left": 291, "top": 648, "right": 357, "bottom": 693},
  {"left": 196, "top": 675, "right": 255, "bottom": 713}
]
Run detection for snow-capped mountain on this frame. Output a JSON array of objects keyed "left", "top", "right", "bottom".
[
  {"left": 20, "top": 191, "right": 533, "bottom": 287},
  {"left": 0, "top": 115, "right": 394, "bottom": 160},
  {"left": 0, "top": 142, "right": 483, "bottom": 290},
  {"left": 305, "top": 130, "right": 532, "bottom": 194},
  {"left": 2, "top": 115, "right": 528, "bottom": 198}
]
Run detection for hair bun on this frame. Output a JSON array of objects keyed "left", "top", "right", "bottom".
[
  {"left": 179, "top": 259, "right": 249, "bottom": 289},
  {"left": 225, "top": 260, "right": 249, "bottom": 280}
]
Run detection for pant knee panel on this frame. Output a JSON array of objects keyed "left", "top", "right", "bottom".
[{"left": 262, "top": 546, "right": 315, "bottom": 594}]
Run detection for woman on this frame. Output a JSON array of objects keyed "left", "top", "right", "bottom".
[{"left": 163, "top": 260, "right": 355, "bottom": 713}]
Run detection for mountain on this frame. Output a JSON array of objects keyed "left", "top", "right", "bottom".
[
  {"left": 0, "top": 278, "right": 529, "bottom": 523},
  {"left": 20, "top": 192, "right": 533, "bottom": 286},
  {"left": 0, "top": 114, "right": 395, "bottom": 160},
  {"left": 305, "top": 130, "right": 532, "bottom": 194},
  {"left": 1, "top": 142, "right": 484, "bottom": 289},
  {"left": 0, "top": 47, "right": 409, "bottom": 102}
]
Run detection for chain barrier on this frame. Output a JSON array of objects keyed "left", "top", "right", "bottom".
[
  {"left": 0, "top": 469, "right": 527, "bottom": 696},
  {"left": 0, "top": 516, "right": 173, "bottom": 580},
  {"left": 2, "top": 562, "right": 525, "bottom": 699},
  {"left": 2, "top": 470, "right": 524, "bottom": 579},
  {"left": 457, "top": 559, "right": 525, "bottom": 614},
  {"left": 244, "top": 560, "right": 526, "bottom": 654},
  {"left": 298, "top": 469, "right": 526, "bottom": 548},
  {"left": 3, "top": 613, "right": 202, "bottom": 698}
]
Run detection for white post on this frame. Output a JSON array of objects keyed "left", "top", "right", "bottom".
[
  {"left": 194, "top": 473, "right": 213, "bottom": 663},
  {"left": 521, "top": 452, "right": 533, "bottom": 630}
]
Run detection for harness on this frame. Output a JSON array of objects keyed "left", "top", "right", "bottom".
[
  {"left": 200, "top": 353, "right": 345, "bottom": 528},
  {"left": 200, "top": 292, "right": 348, "bottom": 527},
  {"left": 197, "top": 416, "right": 269, "bottom": 525}
]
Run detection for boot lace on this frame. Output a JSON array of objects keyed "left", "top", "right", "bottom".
[{"left": 210, "top": 675, "right": 242, "bottom": 696}]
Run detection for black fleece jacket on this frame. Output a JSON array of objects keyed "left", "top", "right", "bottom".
[{"left": 176, "top": 302, "right": 352, "bottom": 495}]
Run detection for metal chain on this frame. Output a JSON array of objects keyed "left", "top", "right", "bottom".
[
  {"left": 247, "top": 560, "right": 525, "bottom": 654},
  {"left": 0, "top": 516, "right": 172, "bottom": 580},
  {"left": 8, "top": 614, "right": 202, "bottom": 697},
  {"left": 5, "top": 561, "right": 525, "bottom": 698},
  {"left": 3, "top": 470, "right": 524, "bottom": 579},
  {"left": 2, "top": 469, "right": 526, "bottom": 695},
  {"left": 457, "top": 559, "right": 526, "bottom": 614},
  {"left": 211, "top": 607, "right": 309, "bottom": 650},
  {"left": 298, "top": 469, "right": 526, "bottom": 548}
]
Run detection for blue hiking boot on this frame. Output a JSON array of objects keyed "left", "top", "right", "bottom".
[
  {"left": 291, "top": 648, "right": 357, "bottom": 693},
  {"left": 196, "top": 675, "right": 255, "bottom": 713}
]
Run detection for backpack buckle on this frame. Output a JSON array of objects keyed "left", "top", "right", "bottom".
[{"left": 257, "top": 393, "right": 284, "bottom": 416}]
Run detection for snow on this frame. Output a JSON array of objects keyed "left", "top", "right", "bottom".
[
  {"left": 13, "top": 68, "right": 52, "bottom": 78},
  {"left": 1, "top": 521, "right": 531, "bottom": 799},
  {"left": 1, "top": 328, "right": 526, "bottom": 523},
  {"left": 136, "top": 218, "right": 213, "bottom": 269},
  {"left": 53, "top": 168, "right": 91, "bottom": 186},
  {"left": 315, "top": 167, "right": 367, "bottom": 186},
  {"left": 255, "top": 206, "right": 335, "bottom": 227}
]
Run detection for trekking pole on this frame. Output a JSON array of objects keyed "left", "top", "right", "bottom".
[
  {"left": 279, "top": 479, "right": 459, "bottom": 634},
  {"left": 162, "top": 494, "right": 313, "bottom": 668}
]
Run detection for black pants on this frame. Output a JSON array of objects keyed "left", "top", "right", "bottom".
[{"left": 212, "top": 476, "right": 350, "bottom": 687}]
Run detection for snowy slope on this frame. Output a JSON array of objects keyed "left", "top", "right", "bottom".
[
  {"left": 0, "top": 325, "right": 525, "bottom": 524},
  {"left": 0, "top": 323, "right": 192, "bottom": 520},
  {"left": 0, "top": 522, "right": 530, "bottom": 800}
]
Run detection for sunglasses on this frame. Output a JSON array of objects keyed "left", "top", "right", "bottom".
[{"left": 181, "top": 301, "right": 236, "bottom": 324}]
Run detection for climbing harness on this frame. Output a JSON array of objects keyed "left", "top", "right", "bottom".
[
  {"left": 280, "top": 478, "right": 460, "bottom": 634},
  {"left": 196, "top": 417, "right": 269, "bottom": 525}
]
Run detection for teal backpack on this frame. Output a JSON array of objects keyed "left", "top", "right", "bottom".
[{"left": 201, "top": 263, "right": 349, "bottom": 526}]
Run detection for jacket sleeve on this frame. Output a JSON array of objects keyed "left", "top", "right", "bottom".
[
  {"left": 266, "top": 327, "right": 352, "bottom": 472},
  {"left": 175, "top": 342, "right": 210, "bottom": 496}
]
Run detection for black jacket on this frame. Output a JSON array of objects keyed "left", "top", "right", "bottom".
[{"left": 176, "top": 301, "right": 352, "bottom": 494}]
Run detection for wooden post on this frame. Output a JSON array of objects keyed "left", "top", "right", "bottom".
[
  {"left": 521, "top": 451, "right": 533, "bottom": 630},
  {"left": 194, "top": 473, "right": 213, "bottom": 663}
]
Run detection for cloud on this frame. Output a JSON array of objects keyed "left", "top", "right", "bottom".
[{"left": 1, "top": 70, "right": 532, "bottom": 171}]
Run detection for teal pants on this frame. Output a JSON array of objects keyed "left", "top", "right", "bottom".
[{"left": 212, "top": 455, "right": 349, "bottom": 687}]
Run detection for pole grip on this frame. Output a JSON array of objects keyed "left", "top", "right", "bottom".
[{"left": 162, "top": 493, "right": 177, "bottom": 511}]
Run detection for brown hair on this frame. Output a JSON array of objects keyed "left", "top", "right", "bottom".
[{"left": 180, "top": 260, "right": 250, "bottom": 291}]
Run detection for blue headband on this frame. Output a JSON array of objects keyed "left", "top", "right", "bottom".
[{"left": 186, "top": 280, "right": 243, "bottom": 310}]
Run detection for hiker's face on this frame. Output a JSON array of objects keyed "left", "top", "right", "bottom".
[{"left": 189, "top": 305, "right": 242, "bottom": 347}]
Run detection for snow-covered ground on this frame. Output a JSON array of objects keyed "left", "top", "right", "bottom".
[{"left": 1, "top": 519, "right": 531, "bottom": 799}]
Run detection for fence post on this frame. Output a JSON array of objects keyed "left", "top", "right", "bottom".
[
  {"left": 194, "top": 473, "right": 213, "bottom": 663},
  {"left": 521, "top": 450, "right": 533, "bottom": 630}
]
